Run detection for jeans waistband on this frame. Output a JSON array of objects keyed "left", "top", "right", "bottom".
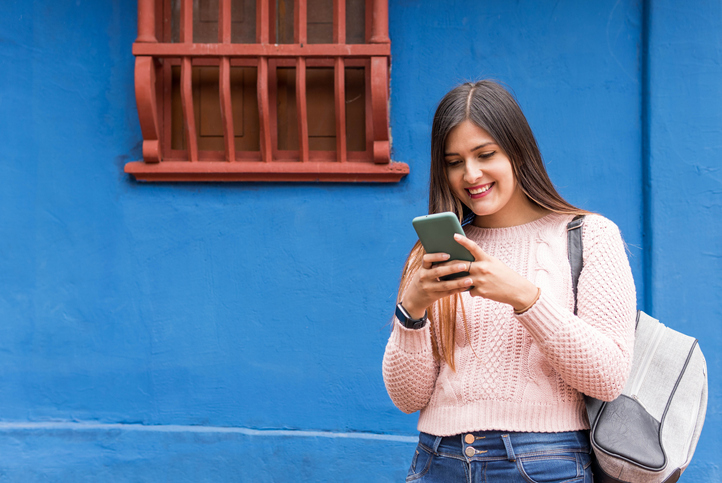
[{"left": 418, "top": 430, "right": 590, "bottom": 461}]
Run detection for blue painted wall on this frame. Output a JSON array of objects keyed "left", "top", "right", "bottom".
[
  {"left": 0, "top": 0, "right": 718, "bottom": 480},
  {"left": 645, "top": 1, "right": 722, "bottom": 480}
]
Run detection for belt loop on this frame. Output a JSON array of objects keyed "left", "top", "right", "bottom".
[
  {"left": 501, "top": 434, "right": 516, "bottom": 462},
  {"left": 432, "top": 436, "right": 443, "bottom": 453}
]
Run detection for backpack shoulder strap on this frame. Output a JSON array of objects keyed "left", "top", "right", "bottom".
[{"left": 567, "top": 215, "right": 586, "bottom": 315}]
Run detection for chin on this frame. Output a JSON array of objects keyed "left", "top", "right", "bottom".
[{"left": 468, "top": 200, "right": 500, "bottom": 216}]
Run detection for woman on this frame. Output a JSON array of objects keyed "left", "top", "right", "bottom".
[{"left": 382, "top": 80, "right": 636, "bottom": 482}]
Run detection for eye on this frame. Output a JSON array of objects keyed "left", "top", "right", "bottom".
[
  {"left": 445, "top": 159, "right": 463, "bottom": 167},
  {"left": 478, "top": 151, "right": 495, "bottom": 159}
]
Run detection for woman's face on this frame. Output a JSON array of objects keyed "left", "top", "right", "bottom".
[{"left": 444, "top": 120, "right": 532, "bottom": 228}]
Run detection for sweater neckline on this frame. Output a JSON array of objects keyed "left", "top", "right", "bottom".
[{"left": 463, "top": 212, "right": 568, "bottom": 240}]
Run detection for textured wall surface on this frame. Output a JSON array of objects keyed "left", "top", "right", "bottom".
[
  {"left": 0, "top": 0, "right": 718, "bottom": 481},
  {"left": 644, "top": 0, "right": 722, "bottom": 480}
]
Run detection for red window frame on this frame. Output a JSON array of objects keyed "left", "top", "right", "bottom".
[{"left": 125, "top": 0, "right": 408, "bottom": 182}]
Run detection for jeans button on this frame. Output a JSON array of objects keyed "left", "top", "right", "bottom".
[
  {"left": 465, "top": 446, "right": 475, "bottom": 457},
  {"left": 465, "top": 434, "right": 475, "bottom": 444}
]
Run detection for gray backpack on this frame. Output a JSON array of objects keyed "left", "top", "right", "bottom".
[{"left": 568, "top": 216, "right": 707, "bottom": 483}]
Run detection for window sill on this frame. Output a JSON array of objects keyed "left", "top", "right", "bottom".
[{"left": 124, "top": 160, "right": 409, "bottom": 182}]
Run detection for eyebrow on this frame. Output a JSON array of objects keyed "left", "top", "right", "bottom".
[{"left": 444, "top": 142, "right": 495, "bottom": 157}]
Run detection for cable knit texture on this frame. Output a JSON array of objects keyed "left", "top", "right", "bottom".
[{"left": 382, "top": 213, "right": 636, "bottom": 436}]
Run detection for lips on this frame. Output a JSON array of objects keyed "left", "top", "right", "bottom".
[{"left": 466, "top": 182, "right": 494, "bottom": 199}]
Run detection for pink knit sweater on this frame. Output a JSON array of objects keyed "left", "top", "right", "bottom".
[{"left": 382, "top": 213, "right": 636, "bottom": 436}]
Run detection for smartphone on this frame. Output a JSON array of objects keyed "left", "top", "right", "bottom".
[{"left": 412, "top": 212, "right": 474, "bottom": 280}]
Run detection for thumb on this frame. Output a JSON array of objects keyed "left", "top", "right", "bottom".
[{"left": 453, "top": 233, "right": 488, "bottom": 261}]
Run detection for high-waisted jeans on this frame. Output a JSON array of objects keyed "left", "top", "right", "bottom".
[{"left": 406, "top": 430, "right": 592, "bottom": 483}]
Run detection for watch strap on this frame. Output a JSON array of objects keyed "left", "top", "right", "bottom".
[{"left": 395, "top": 303, "right": 428, "bottom": 330}]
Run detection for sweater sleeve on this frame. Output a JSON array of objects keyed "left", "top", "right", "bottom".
[
  {"left": 515, "top": 216, "right": 636, "bottom": 401},
  {"left": 382, "top": 318, "right": 440, "bottom": 414}
]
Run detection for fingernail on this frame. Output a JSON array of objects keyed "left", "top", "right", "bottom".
[
  {"left": 457, "top": 264, "right": 467, "bottom": 271},
  {"left": 464, "top": 278, "right": 473, "bottom": 285},
  {"left": 442, "top": 253, "right": 450, "bottom": 259},
  {"left": 453, "top": 233, "right": 461, "bottom": 238}
]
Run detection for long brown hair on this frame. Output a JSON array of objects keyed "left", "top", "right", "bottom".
[{"left": 399, "top": 80, "right": 588, "bottom": 370}]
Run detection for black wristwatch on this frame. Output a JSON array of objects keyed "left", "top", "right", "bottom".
[{"left": 395, "top": 302, "right": 428, "bottom": 330}]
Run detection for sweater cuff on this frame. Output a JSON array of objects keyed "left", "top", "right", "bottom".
[
  {"left": 390, "top": 318, "right": 433, "bottom": 355},
  {"left": 514, "top": 290, "right": 570, "bottom": 343}
]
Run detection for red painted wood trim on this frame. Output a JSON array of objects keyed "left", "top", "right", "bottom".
[
  {"left": 133, "top": 43, "right": 390, "bottom": 58},
  {"left": 180, "top": 57, "right": 199, "bottom": 161},
  {"left": 334, "top": 57, "right": 346, "bottom": 163},
  {"left": 161, "top": 58, "right": 172, "bottom": 165},
  {"left": 135, "top": 56, "right": 161, "bottom": 163},
  {"left": 294, "top": 0, "right": 309, "bottom": 162},
  {"left": 333, "top": 0, "right": 346, "bottom": 44},
  {"left": 296, "top": 57, "right": 309, "bottom": 162},
  {"left": 370, "top": 0, "right": 390, "bottom": 43},
  {"left": 268, "top": 0, "right": 276, "bottom": 44},
  {"left": 268, "top": 61, "right": 279, "bottom": 159},
  {"left": 333, "top": 0, "right": 347, "bottom": 163},
  {"left": 136, "top": 0, "right": 157, "bottom": 43},
  {"left": 256, "top": 0, "right": 270, "bottom": 44},
  {"left": 219, "top": 58, "right": 235, "bottom": 162},
  {"left": 370, "top": 56, "right": 389, "bottom": 164},
  {"left": 128, "top": 0, "right": 403, "bottom": 181},
  {"left": 294, "top": 0, "right": 307, "bottom": 45},
  {"left": 363, "top": 59, "right": 373, "bottom": 154},
  {"left": 260, "top": 58, "right": 366, "bottom": 68},
  {"left": 125, "top": 160, "right": 410, "bottom": 182},
  {"left": 219, "top": 0, "right": 234, "bottom": 161},
  {"left": 257, "top": 57, "right": 272, "bottom": 162},
  {"left": 180, "top": 0, "right": 193, "bottom": 42},
  {"left": 163, "top": 148, "right": 378, "bottom": 162},
  {"left": 219, "top": 0, "right": 231, "bottom": 44}
]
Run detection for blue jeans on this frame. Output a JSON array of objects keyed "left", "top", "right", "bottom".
[{"left": 406, "top": 430, "right": 592, "bottom": 483}]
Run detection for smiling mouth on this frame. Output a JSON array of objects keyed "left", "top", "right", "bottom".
[{"left": 466, "top": 183, "right": 494, "bottom": 197}]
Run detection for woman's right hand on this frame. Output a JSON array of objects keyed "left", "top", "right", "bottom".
[{"left": 400, "top": 253, "right": 474, "bottom": 319}]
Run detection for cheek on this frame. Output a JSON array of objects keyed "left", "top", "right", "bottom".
[
  {"left": 491, "top": 163, "right": 516, "bottom": 190},
  {"left": 447, "top": 171, "right": 465, "bottom": 195},
  {"left": 446, "top": 169, "right": 464, "bottom": 187}
]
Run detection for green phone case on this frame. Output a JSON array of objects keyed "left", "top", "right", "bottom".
[{"left": 412, "top": 212, "right": 474, "bottom": 280}]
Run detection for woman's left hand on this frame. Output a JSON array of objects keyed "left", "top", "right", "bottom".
[{"left": 453, "top": 233, "right": 539, "bottom": 312}]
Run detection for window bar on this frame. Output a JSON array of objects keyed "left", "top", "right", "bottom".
[
  {"left": 136, "top": 0, "right": 156, "bottom": 43},
  {"left": 219, "top": 0, "right": 235, "bottom": 162},
  {"left": 363, "top": 60, "right": 373, "bottom": 155},
  {"left": 180, "top": 0, "right": 199, "bottom": 161},
  {"left": 295, "top": 0, "right": 309, "bottom": 163},
  {"left": 370, "top": 0, "right": 390, "bottom": 43},
  {"left": 160, "top": 0, "right": 173, "bottom": 164},
  {"left": 256, "top": 0, "right": 270, "bottom": 44},
  {"left": 370, "top": 56, "right": 389, "bottom": 164},
  {"left": 135, "top": 0, "right": 160, "bottom": 163},
  {"left": 268, "top": 0, "right": 277, "bottom": 45},
  {"left": 369, "top": 0, "right": 390, "bottom": 164},
  {"left": 333, "top": 0, "right": 347, "bottom": 163},
  {"left": 256, "top": 0, "right": 272, "bottom": 162},
  {"left": 136, "top": 57, "right": 162, "bottom": 163}
]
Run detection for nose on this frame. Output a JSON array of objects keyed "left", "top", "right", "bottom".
[{"left": 463, "top": 159, "right": 482, "bottom": 183}]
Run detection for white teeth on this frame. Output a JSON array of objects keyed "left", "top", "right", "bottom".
[{"left": 468, "top": 184, "right": 491, "bottom": 195}]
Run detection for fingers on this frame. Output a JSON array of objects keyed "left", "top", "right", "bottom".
[
  {"left": 426, "top": 260, "right": 472, "bottom": 280},
  {"left": 421, "top": 252, "right": 450, "bottom": 269},
  {"left": 453, "top": 233, "right": 487, "bottom": 260},
  {"left": 416, "top": 252, "right": 475, "bottom": 299},
  {"left": 419, "top": 262, "right": 473, "bottom": 290},
  {"left": 404, "top": 272, "right": 470, "bottom": 314},
  {"left": 423, "top": 276, "right": 473, "bottom": 295}
]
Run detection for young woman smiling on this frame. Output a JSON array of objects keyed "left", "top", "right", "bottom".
[{"left": 382, "top": 81, "right": 637, "bottom": 483}]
